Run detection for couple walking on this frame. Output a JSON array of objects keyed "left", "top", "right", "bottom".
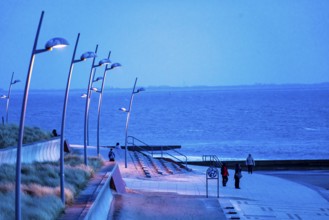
[
  {"left": 220, "top": 163, "right": 242, "bottom": 189},
  {"left": 221, "top": 154, "right": 255, "bottom": 189}
]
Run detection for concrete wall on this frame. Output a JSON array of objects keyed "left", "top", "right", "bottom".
[
  {"left": 0, "top": 138, "right": 60, "bottom": 164},
  {"left": 187, "top": 159, "right": 329, "bottom": 170},
  {"left": 83, "top": 172, "right": 114, "bottom": 220},
  {"left": 84, "top": 164, "right": 126, "bottom": 220}
]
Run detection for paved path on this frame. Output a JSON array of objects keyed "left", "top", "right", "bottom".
[
  {"left": 121, "top": 167, "right": 329, "bottom": 219},
  {"left": 72, "top": 145, "right": 329, "bottom": 219}
]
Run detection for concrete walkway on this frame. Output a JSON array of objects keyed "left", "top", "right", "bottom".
[
  {"left": 72, "top": 145, "right": 329, "bottom": 219},
  {"left": 120, "top": 167, "right": 329, "bottom": 219}
]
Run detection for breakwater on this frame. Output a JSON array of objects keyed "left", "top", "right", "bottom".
[{"left": 187, "top": 159, "right": 329, "bottom": 170}]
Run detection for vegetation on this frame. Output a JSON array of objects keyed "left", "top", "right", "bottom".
[
  {"left": 0, "top": 154, "right": 104, "bottom": 219},
  {"left": 0, "top": 124, "right": 53, "bottom": 149}
]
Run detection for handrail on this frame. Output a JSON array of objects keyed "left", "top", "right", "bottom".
[
  {"left": 202, "top": 155, "right": 222, "bottom": 167},
  {"left": 161, "top": 150, "right": 188, "bottom": 169},
  {"left": 127, "top": 135, "right": 188, "bottom": 169},
  {"left": 127, "top": 136, "right": 154, "bottom": 156}
]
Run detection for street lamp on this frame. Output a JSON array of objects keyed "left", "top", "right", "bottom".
[
  {"left": 83, "top": 49, "right": 111, "bottom": 165},
  {"left": 59, "top": 33, "right": 96, "bottom": 204},
  {"left": 1, "top": 72, "right": 20, "bottom": 124},
  {"left": 119, "top": 77, "right": 145, "bottom": 168},
  {"left": 94, "top": 53, "right": 121, "bottom": 156},
  {"left": 16, "top": 11, "right": 69, "bottom": 220}
]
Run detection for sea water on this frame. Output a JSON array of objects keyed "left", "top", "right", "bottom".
[{"left": 2, "top": 85, "right": 329, "bottom": 160}]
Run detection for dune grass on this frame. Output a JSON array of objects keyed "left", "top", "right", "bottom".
[
  {"left": 0, "top": 124, "right": 53, "bottom": 149},
  {"left": 0, "top": 154, "right": 104, "bottom": 219}
]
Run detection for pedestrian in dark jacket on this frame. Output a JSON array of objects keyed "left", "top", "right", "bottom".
[
  {"left": 108, "top": 149, "right": 115, "bottom": 162},
  {"left": 221, "top": 163, "right": 229, "bottom": 187},
  {"left": 234, "top": 163, "right": 242, "bottom": 189}
]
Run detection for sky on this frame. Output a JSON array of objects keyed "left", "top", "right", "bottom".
[{"left": 0, "top": 0, "right": 329, "bottom": 90}]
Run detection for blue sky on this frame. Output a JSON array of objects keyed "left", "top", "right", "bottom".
[{"left": 1, "top": 0, "right": 329, "bottom": 90}]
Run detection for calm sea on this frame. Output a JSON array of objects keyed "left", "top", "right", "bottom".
[{"left": 2, "top": 85, "right": 329, "bottom": 160}]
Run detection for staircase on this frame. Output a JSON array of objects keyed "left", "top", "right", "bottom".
[{"left": 126, "top": 136, "right": 190, "bottom": 177}]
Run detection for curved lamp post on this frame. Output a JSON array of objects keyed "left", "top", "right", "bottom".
[
  {"left": 94, "top": 52, "right": 121, "bottom": 156},
  {"left": 59, "top": 33, "right": 96, "bottom": 204},
  {"left": 119, "top": 77, "right": 145, "bottom": 168},
  {"left": 16, "top": 11, "right": 69, "bottom": 220},
  {"left": 83, "top": 49, "right": 111, "bottom": 165},
  {"left": 1, "top": 72, "right": 20, "bottom": 124}
]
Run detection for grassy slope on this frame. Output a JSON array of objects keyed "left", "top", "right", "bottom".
[
  {"left": 0, "top": 124, "right": 53, "bottom": 149},
  {"left": 0, "top": 154, "right": 104, "bottom": 219}
]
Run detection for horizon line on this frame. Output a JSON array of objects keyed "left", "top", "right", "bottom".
[{"left": 2, "top": 82, "right": 329, "bottom": 92}]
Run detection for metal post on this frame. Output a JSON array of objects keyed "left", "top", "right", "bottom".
[
  {"left": 84, "top": 45, "right": 98, "bottom": 165},
  {"left": 124, "top": 77, "right": 138, "bottom": 168},
  {"left": 59, "top": 33, "right": 80, "bottom": 204},
  {"left": 16, "top": 11, "right": 44, "bottom": 220},
  {"left": 96, "top": 51, "right": 111, "bottom": 156},
  {"left": 5, "top": 72, "right": 14, "bottom": 123}
]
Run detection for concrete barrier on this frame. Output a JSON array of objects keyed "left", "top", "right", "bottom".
[
  {"left": 0, "top": 138, "right": 60, "bottom": 164},
  {"left": 83, "top": 163, "right": 126, "bottom": 220},
  {"left": 59, "top": 163, "right": 126, "bottom": 220},
  {"left": 83, "top": 172, "right": 114, "bottom": 220}
]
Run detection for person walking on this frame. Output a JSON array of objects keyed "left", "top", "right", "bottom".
[
  {"left": 220, "top": 163, "right": 229, "bottom": 187},
  {"left": 108, "top": 148, "right": 115, "bottom": 162},
  {"left": 52, "top": 129, "right": 58, "bottom": 137},
  {"left": 234, "top": 163, "right": 242, "bottom": 189},
  {"left": 246, "top": 154, "right": 255, "bottom": 174}
]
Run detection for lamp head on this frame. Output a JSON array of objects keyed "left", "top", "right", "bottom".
[
  {"left": 81, "top": 94, "right": 87, "bottom": 98},
  {"left": 12, "top": 80, "right": 21, "bottom": 84},
  {"left": 119, "top": 107, "right": 128, "bottom": 112},
  {"left": 45, "top": 37, "right": 69, "bottom": 50},
  {"left": 0, "top": 95, "right": 7, "bottom": 99},
  {"left": 136, "top": 87, "right": 145, "bottom": 93},
  {"left": 80, "top": 51, "right": 97, "bottom": 61},
  {"left": 90, "top": 87, "right": 98, "bottom": 92},
  {"left": 98, "top": 58, "right": 111, "bottom": 66},
  {"left": 110, "top": 63, "right": 122, "bottom": 70},
  {"left": 93, "top": 77, "right": 103, "bottom": 82}
]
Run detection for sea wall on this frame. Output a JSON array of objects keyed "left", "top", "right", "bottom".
[
  {"left": 187, "top": 159, "right": 329, "bottom": 170},
  {"left": 0, "top": 138, "right": 60, "bottom": 164}
]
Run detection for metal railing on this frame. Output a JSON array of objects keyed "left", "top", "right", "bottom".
[
  {"left": 126, "top": 136, "right": 188, "bottom": 169},
  {"left": 127, "top": 136, "right": 154, "bottom": 155},
  {"left": 202, "top": 155, "right": 222, "bottom": 167},
  {"left": 161, "top": 149, "right": 188, "bottom": 169}
]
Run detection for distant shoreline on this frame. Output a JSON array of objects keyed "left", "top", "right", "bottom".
[{"left": 4, "top": 82, "right": 329, "bottom": 93}]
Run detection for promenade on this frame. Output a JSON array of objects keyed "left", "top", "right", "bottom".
[{"left": 73, "top": 145, "right": 329, "bottom": 219}]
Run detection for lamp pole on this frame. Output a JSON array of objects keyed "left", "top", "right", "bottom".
[
  {"left": 59, "top": 33, "right": 96, "bottom": 204},
  {"left": 120, "top": 77, "right": 145, "bottom": 168},
  {"left": 83, "top": 49, "right": 111, "bottom": 165},
  {"left": 1, "top": 72, "right": 20, "bottom": 124},
  {"left": 95, "top": 52, "right": 121, "bottom": 156},
  {"left": 15, "top": 11, "right": 69, "bottom": 220}
]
